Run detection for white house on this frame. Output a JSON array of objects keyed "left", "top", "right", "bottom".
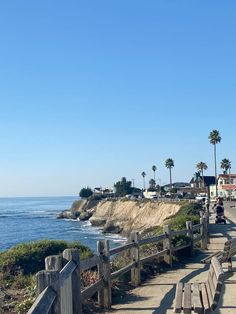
[
  {"left": 210, "top": 174, "right": 236, "bottom": 200},
  {"left": 143, "top": 190, "right": 158, "bottom": 199}
]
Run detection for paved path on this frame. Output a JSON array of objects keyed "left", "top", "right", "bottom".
[{"left": 104, "top": 202, "right": 236, "bottom": 314}]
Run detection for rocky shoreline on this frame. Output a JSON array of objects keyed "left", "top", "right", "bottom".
[{"left": 58, "top": 198, "right": 182, "bottom": 237}]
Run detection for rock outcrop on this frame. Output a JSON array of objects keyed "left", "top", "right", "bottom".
[
  {"left": 57, "top": 199, "right": 99, "bottom": 220},
  {"left": 89, "top": 200, "right": 181, "bottom": 236}
]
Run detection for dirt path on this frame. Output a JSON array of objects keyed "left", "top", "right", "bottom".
[{"left": 104, "top": 202, "right": 236, "bottom": 314}]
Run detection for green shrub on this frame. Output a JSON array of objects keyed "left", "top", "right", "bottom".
[
  {"left": 167, "top": 214, "right": 199, "bottom": 230},
  {"left": 178, "top": 202, "right": 202, "bottom": 216},
  {"left": 15, "top": 296, "right": 35, "bottom": 314},
  {"left": 0, "top": 239, "right": 93, "bottom": 275},
  {"left": 79, "top": 187, "right": 93, "bottom": 198}
]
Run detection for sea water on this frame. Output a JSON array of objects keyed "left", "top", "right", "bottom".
[{"left": 0, "top": 196, "right": 126, "bottom": 252}]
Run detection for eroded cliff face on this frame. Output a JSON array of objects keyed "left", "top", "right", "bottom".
[{"left": 89, "top": 200, "right": 181, "bottom": 236}]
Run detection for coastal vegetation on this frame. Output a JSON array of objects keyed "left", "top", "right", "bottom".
[
  {"left": 79, "top": 187, "right": 93, "bottom": 198},
  {"left": 114, "top": 177, "right": 132, "bottom": 197},
  {"left": 0, "top": 240, "right": 92, "bottom": 313}
]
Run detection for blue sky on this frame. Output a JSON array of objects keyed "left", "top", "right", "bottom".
[{"left": 0, "top": 1, "right": 236, "bottom": 196}]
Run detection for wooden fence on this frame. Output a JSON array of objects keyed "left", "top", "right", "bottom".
[{"left": 28, "top": 211, "right": 209, "bottom": 314}]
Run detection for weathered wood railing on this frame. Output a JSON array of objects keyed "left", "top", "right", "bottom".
[{"left": 28, "top": 211, "right": 209, "bottom": 314}]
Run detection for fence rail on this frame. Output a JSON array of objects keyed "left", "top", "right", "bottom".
[{"left": 28, "top": 211, "right": 209, "bottom": 314}]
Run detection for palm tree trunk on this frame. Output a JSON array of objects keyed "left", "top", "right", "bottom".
[
  {"left": 214, "top": 144, "right": 218, "bottom": 197},
  {"left": 202, "top": 170, "right": 205, "bottom": 188},
  {"left": 153, "top": 171, "right": 156, "bottom": 181},
  {"left": 169, "top": 168, "right": 172, "bottom": 190},
  {"left": 143, "top": 177, "right": 145, "bottom": 190}
]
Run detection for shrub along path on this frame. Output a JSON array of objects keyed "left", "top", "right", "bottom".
[{"left": 104, "top": 202, "right": 236, "bottom": 314}]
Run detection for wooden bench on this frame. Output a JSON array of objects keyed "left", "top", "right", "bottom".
[
  {"left": 201, "top": 237, "right": 236, "bottom": 271},
  {"left": 174, "top": 256, "right": 224, "bottom": 313}
]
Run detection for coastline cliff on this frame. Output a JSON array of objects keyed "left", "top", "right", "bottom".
[
  {"left": 59, "top": 198, "right": 182, "bottom": 236},
  {"left": 89, "top": 199, "right": 181, "bottom": 236}
]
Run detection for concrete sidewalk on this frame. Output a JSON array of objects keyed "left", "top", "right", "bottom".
[{"left": 104, "top": 202, "right": 236, "bottom": 314}]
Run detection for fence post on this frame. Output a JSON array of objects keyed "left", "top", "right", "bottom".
[
  {"left": 200, "top": 216, "right": 208, "bottom": 250},
  {"left": 45, "top": 255, "right": 63, "bottom": 271},
  {"left": 186, "top": 221, "right": 194, "bottom": 256},
  {"left": 97, "top": 241, "right": 104, "bottom": 308},
  {"left": 98, "top": 240, "right": 111, "bottom": 309},
  {"left": 130, "top": 231, "right": 141, "bottom": 286},
  {"left": 63, "top": 249, "right": 82, "bottom": 314},
  {"left": 163, "top": 224, "right": 172, "bottom": 267},
  {"left": 36, "top": 270, "right": 61, "bottom": 313}
]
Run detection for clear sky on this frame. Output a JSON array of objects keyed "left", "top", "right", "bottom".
[{"left": 0, "top": 1, "right": 236, "bottom": 197}]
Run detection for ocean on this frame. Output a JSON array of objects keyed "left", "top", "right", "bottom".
[{"left": 0, "top": 196, "right": 126, "bottom": 253}]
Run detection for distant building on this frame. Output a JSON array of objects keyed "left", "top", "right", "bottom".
[
  {"left": 93, "top": 187, "right": 114, "bottom": 195},
  {"left": 178, "top": 173, "right": 215, "bottom": 197},
  {"left": 143, "top": 190, "right": 158, "bottom": 199},
  {"left": 210, "top": 174, "right": 236, "bottom": 199},
  {"left": 162, "top": 182, "right": 190, "bottom": 192},
  {"left": 190, "top": 172, "right": 215, "bottom": 189}
]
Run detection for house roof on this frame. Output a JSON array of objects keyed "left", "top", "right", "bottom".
[
  {"left": 190, "top": 175, "right": 215, "bottom": 186},
  {"left": 222, "top": 184, "right": 236, "bottom": 190},
  {"left": 202, "top": 176, "right": 216, "bottom": 186},
  {"left": 219, "top": 174, "right": 236, "bottom": 178}
]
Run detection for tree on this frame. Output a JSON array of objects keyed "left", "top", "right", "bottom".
[
  {"left": 220, "top": 158, "right": 231, "bottom": 174},
  {"left": 208, "top": 130, "right": 221, "bottom": 197},
  {"left": 148, "top": 179, "right": 156, "bottom": 191},
  {"left": 165, "top": 158, "right": 174, "bottom": 189},
  {"left": 196, "top": 162, "right": 208, "bottom": 187},
  {"left": 141, "top": 172, "right": 146, "bottom": 190},
  {"left": 152, "top": 165, "right": 157, "bottom": 181},
  {"left": 79, "top": 187, "right": 93, "bottom": 198},
  {"left": 114, "top": 177, "right": 132, "bottom": 197}
]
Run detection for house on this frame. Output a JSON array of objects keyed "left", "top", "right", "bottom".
[
  {"left": 162, "top": 182, "right": 190, "bottom": 192},
  {"left": 190, "top": 172, "right": 215, "bottom": 189},
  {"left": 210, "top": 174, "right": 236, "bottom": 200},
  {"left": 93, "top": 187, "right": 114, "bottom": 195}
]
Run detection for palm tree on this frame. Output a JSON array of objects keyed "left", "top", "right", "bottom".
[
  {"left": 152, "top": 165, "right": 157, "bottom": 181},
  {"left": 220, "top": 158, "right": 231, "bottom": 174},
  {"left": 149, "top": 179, "right": 156, "bottom": 191},
  {"left": 165, "top": 158, "right": 174, "bottom": 190},
  {"left": 196, "top": 162, "right": 208, "bottom": 187},
  {"left": 208, "top": 130, "right": 221, "bottom": 197},
  {"left": 141, "top": 171, "right": 146, "bottom": 190},
  {"left": 220, "top": 158, "right": 232, "bottom": 201}
]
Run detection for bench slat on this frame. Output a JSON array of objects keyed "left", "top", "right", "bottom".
[
  {"left": 200, "top": 283, "right": 210, "bottom": 313},
  {"left": 208, "top": 276, "right": 215, "bottom": 305},
  {"left": 183, "top": 283, "right": 192, "bottom": 313},
  {"left": 212, "top": 272, "right": 217, "bottom": 290},
  {"left": 211, "top": 256, "right": 224, "bottom": 279},
  {"left": 173, "top": 256, "right": 224, "bottom": 313},
  {"left": 174, "top": 282, "right": 183, "bottom": 313},
  {"left": 191, "top": 283, "right": 202, "bottom": 313},
  {"left": 205, "top": 280, "right": 213, "bottom": 308}
]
